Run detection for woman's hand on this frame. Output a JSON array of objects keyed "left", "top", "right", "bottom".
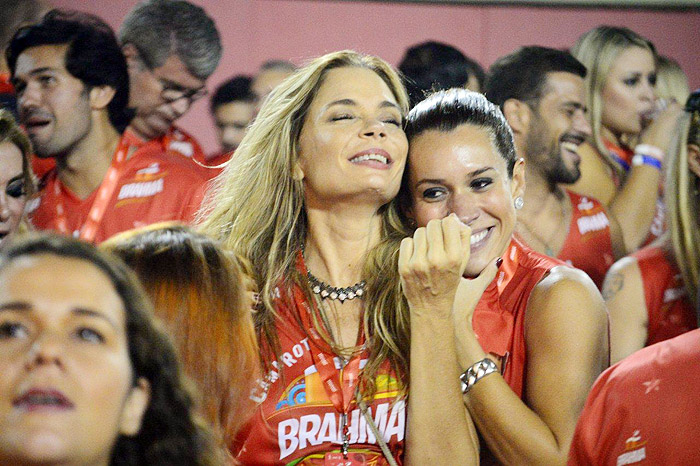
[
  {"left": 639, "top": 101, "right": 682, "bottom": 153},
  {"left": 399, "top": 214, "right": 471, "bottom": 317},
  {"left": 452, "top": 259, "right": 501, "bottom": 331}
]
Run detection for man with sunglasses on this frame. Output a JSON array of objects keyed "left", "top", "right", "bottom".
[
  {"left": 9, "top": 10, "right": 208, "bottom": 243},
  {"left": 120, "top": 0, "right": 221, "bottom": 166}
]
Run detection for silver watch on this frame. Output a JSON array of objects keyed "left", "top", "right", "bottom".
[{"left": 460, "top": 358, "right": 498, "bottom": 394}]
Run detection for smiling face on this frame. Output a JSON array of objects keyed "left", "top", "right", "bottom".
[
  {"left": 0, "top": 254, "right": 149, "bottom": 466},
  {"left": 525, "top": 71, "right": 591, "bottom": 185},
  {"left": 13, "top": 44, "right": 93, "bottom": 159},
  {"left": 601, "top": 46, "right": 656, "bottom": 138},
  {"left": 408, "top": 124, "right": 524, "bottom": 277},
  {"left": 0, "top": 143, "right": 26, "bottom": 248},
  {"left": 296, "top": 66, "right": 408, "bottom": 207}
]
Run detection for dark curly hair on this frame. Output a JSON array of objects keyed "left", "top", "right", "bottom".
[{"left": 0, "top": 234, "right": 226, "bottom": 466}]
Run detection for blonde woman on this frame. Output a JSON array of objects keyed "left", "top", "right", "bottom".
[
  {"left": 604, "top": 89, "right": 700, "bottom": 364},
  {"left": 0, "top": 109, "right": 35, "bottom": 248},
  {"left": 200, "top": 51, "right": 486, "bottom": 465},
  {"left": 570, "top": 26, "right": 682, "bottom": 251},
  {"left": 656, "top": 55, "right": 690, "bottom": 105}
]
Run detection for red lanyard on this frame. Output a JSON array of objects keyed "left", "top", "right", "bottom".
[
  {"left": 53, "top": 135, "right": 129, "bottom": 242},
  {"left": 286, "top": 254, "right": 368, "bottom": 457}
]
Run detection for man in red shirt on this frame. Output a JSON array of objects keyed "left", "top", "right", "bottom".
[
  {"left": 8, "top": 10, "right": 208, "bottom": 243},
  {"left": 485, "top": 46, "right": 625, "bottom": 288},
  {"left": 118, "top": 0, "right": 221, "bottom": 167},
  {"left": 569, "top": 327, "right": 700, "bottom": 464}
]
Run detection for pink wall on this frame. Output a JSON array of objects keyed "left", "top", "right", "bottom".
[{"left": 50, "top": 0, "right": 700, "bottom": 155}]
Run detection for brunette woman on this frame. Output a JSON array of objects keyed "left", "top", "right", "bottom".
[
  {"left": 200, "top": 51, "right": 484, "bottom": 465},
  {"left": 571, "top": 26, "right": 682, "bottom": 251},
  {"left": 401, "top": 89, "right": 609, "bottom": 464},
  {"left": 0, "top": 234, "right": 224, "bottom": 465}
]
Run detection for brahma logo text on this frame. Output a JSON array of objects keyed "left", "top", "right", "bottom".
[
  {"left": 617, "top": 430, "right": 646, "bottom": 466},
  {"left": 277, "top": 400, "right": 405, "bottom": 460},
  {"left": 577, "top": 212, "right": 609, "bottom": 235},
  {"left": 117, "top": 178, "right": 164, "bottom": 200}
]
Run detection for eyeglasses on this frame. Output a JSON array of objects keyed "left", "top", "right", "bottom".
[{"left": 160, "top": 81, "right": 208, "bottom": 105}]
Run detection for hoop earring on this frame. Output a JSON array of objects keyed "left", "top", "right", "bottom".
[{"left": 514, "top": 196, "right": 524, "bottom": 210}]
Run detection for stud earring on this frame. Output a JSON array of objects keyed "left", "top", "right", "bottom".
[{"left": 514, "top": 196, "right": 524, "bottom": 210}]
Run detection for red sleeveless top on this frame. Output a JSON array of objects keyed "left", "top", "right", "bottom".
[
  {"left": 472, "top": 236, "right": 565, "bottom": 399},
  {"left": 235, "top": 277, "right": 404, "bottom": 465},
  {"left": 633, "top": 245, "right": 696, "bottom": 346},
  {"left": 557, "top": 190, "right": 615, "bottom": 289}
]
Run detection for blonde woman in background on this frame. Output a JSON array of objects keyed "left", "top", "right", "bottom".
[
  {"left": 200, "top": 50, "right": 489, "bottom": 464},
  {"left": 571, "top": 26, "right": 682, "bottom": 252},
  {"left": 0, "top": 109, "right": 35, "bottom": 248},
  {"left": 656, "top": 55, "right": 690, "bottom": 105},
  {"left": 604, "top": 89, "right": 700, "bottom": 364}
]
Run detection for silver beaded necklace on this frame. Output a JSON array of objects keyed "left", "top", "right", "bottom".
[{"left": 306, "top": 270, "right": 366, "bottom": 303}]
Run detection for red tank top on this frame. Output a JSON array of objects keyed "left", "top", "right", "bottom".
[
  {"left": 633, "top": 245, "right": 696, "bottom": 345},
  {"left": 557, "top": 190, "right": 615, "bottom": 289},
  {"left": 236, "top": 277, "right": 405, "bottom": 465},
  {"left": 472, "top": 236, "right": 565, "bottom": 399}
]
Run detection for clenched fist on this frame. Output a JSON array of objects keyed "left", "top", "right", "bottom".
[{"left": 399, "top": 214, "right": 471, "bottom": 316}]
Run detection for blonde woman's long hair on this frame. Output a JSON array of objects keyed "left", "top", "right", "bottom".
[
  {"left": 198, "top": 50, "right": 413, "bottom": 395},
  {"left": 665, "top": 93, "right": 700, "bottom": 319},
  {"left": 571, "top": 26, "right": 656, "bottom": 180}
]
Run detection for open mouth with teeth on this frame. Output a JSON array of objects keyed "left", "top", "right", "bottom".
[
  {"left": 470, "top": 227, "right": 493, "bottom": 251},
  {"left": 349, "top": 153, "right": 390, "bottom": 165},
  {"left": 560, "top": 135, "right": 585, "bottom": 159}
]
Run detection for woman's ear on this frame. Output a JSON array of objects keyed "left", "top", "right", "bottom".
[
  {"left": 510, "top": 158, "right": 526, "bottom": 201},
  {"left": 687, "top": 144, "right": 700, "bottom": 179},
  {"left": 292, "top": 161, "right": 304, "bottom": 181},
  {"left": 118, "top": 378, "right": 151, "bottom": 436}
]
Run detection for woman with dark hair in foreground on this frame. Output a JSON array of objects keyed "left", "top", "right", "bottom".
[{"left": 0, "top": 234, "right": 224, "bottom": 465}]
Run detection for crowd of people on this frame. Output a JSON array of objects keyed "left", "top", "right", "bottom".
[{"left": 0, "top": 0, "right": 697, "bottom": 464}]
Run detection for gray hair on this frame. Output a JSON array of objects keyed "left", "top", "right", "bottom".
[
  {"left": 258, "top": 59, "right": 297, "bottom": 73},
  {"left": 119, "top": 0, "right": 221, "bottom": 80},
  {"left": 0, "top": 0, "right": 46, "bottom": 51}
]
